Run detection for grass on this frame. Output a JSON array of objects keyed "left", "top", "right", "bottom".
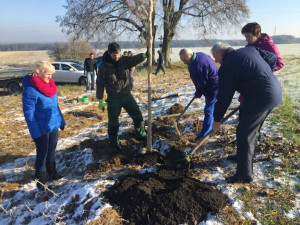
[
  {"left": 0, "top": 50, "right": 51, "bottom": 67},
  {"left": 238, "top": 184, "right": 298, "bottom": 225},
  {"left": 270, "top": 93, "right": 300, "bottom": 146}
]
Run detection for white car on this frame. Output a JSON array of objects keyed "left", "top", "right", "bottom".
[{"left": 51, "top": 62, "right": 87, "bottom": 85}]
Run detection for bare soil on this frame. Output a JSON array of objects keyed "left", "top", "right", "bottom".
[
  {"left": 65, "top": 105, "right": 229, "bottom": 224},
  {"left": 103, "top": 167, "right": 228, "bottom": 225}
]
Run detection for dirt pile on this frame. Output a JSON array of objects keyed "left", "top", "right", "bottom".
[
  {"left": 167, "top": 103, "right": 184, "bottom": 114},
  {"left": 103, "top": 167, "right": 228, "bottom": 225}
]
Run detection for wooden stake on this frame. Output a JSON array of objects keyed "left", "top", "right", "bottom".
[{"left": 147, "top": 0, "right": 153, "bottom": 152}]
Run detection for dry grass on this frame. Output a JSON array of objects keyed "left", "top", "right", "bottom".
[
  {"left": 85, "top": 207, "right": 124, "bottom": 225},
  {"left": 0, "top": 50, "right": 51, "bottom": 68}
]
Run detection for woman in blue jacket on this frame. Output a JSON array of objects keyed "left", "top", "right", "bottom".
[{"left": 22, "top": 61, "right": 66, "bottom": 190}]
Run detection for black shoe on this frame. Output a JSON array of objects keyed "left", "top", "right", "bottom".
[
  {"left": 227, "top": 154, "right": 237, "bottom": 161},
  {"left": 109, "top": 143, "right": 122, "bottom": 151},
  {"left": 35, "top": 172, "right": 48, "bottom": 190},
  {"left": 226, "top": 175, "right": 252, "bottom": 183},
  {"left": 46, "top": 162, "right": 63, "bottom": 181}
]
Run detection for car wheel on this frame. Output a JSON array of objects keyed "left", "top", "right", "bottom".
[
  {"left": 7, "top": 82, "right": 22, "bottom": 95},
  {"left": 79, "top": 77, "right": 87, "bottom": 86}
]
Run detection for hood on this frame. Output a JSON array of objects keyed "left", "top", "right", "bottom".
[
  {"left": 102, "top": 50, "right": 118, "bottom": 66},
  {"left": 248, "top": 33, "right": 274, "bottom": 47},
  {"left": 22, "top": 74, "right": 32, "bottom": 88}
]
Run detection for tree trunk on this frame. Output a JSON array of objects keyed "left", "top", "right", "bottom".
[{"left": 162, "top": 35, "right": 172, "bottom": 66}]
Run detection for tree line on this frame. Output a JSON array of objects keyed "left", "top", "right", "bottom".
[{"left": 0, "top": 35, "right": 299, "bottom": 52}]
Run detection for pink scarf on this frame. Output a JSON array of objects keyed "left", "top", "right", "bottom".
[{"left": 29, "top": 74, "right": 57, "bottom": 97}]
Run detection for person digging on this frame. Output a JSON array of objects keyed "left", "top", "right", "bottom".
[
  {"left": 96, "top": 42, "right": 148, "bottom": 149},
  {"left": 211, "top": 42, "right": 282, "bottom": 183},
  {"left": 179, "top": 48, "right": 219, "bottom": 140}
]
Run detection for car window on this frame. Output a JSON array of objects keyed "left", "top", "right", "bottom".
[
  {"left": 61, "top": 64, "right": 72, "bottom": 71},
  {"left": 52, "top": 63, "right": 60, "bottom": 70},
  {"left": 71, "top": 63, "right": 84, "bottom": 71}
]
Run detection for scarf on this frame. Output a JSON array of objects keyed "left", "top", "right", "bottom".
[{"left": 29, "top": 74, "right": 57, "bottom": 97}]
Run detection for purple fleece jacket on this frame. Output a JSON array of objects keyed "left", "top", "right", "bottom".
[
  {"left": 246, "top": 33, "right": 284, "bottom": 71},
  {"left": 188, "top": 52, "right": 218, "bottom": 100}
]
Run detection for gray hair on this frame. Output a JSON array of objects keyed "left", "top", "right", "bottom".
[
  {"left": 211, "top": 42, "right": 231, "bottom": 54},
  {"left": 179, "top": 48, "right": 193, "bottom": 56}
]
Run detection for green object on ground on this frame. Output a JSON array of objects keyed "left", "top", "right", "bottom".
[{"left": 79, "top": 95, "right": 89, "bottom": 103}]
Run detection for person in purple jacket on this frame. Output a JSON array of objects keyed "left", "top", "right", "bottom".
[
  {"left": 179, "top": 48, "right": 218, "bottom": 139},
  {"left": 238, "top": 22, "right": 284, "bottom": 104},
  {"left": 242, "top": 22, "right": 284, "bottom": 71}
]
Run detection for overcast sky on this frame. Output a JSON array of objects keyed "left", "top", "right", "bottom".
[{"left": 0, "top": 0, "right": 299, "bottom": 43}]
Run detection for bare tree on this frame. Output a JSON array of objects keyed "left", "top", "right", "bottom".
[
  {"left": 56, "top": 0, "right": 157, "bottom": 63},
  {"left": 161, "top": 0, "right": 249, "bottom": 65}
]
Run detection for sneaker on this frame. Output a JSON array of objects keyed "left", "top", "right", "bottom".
[
  {"left": 225, "top": 175, "right": 252, "bottom": 183},
  {"left": 227, "top": 154, "right": 237, "bottom": 161}
]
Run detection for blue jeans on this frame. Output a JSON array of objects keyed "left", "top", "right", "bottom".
[
  {"left": 33, "top": 129, "right": 58, "bottom": 173},
  {"left": 86, "top": 71, "right": 95, "bottom": 90},
  {"left": 198, "top": 98, "right": 217, "bottom": 138}
]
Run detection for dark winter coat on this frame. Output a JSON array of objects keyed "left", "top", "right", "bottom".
[
  {"left": 157, "top": 51, "right": 165, "bottom": 65},
  {"left": 22, "top": 75, "right": 66, "bottom": 139},
  {"left": 96, "top": 51, "right": 145, "bottom": 99},
  {"left": 246, "top": 33, "right": 284, "bottom": 71},
  {"left": 188, "top": 52, "right": 219, "bottom": 100},
  {"left": 84, "top": 57, "right": 97, "bottom": 72},
  {"left": 213, "top": 47, "right": 282, "bottom": 122}
]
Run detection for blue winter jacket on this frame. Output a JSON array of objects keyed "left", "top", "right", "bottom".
[
  {"left": 188, "top": 52, "right": 219, "bottom": 100},
  {"left": 213, "top": 47, "right": 282, "bottom": 122},
  {"left": 22, "top": 75, "right": 66, "bottom": 139}
]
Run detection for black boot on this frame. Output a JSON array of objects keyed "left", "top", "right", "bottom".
[
  {"left": 134, "top": 120, "right": 147, "bottom": 140},
  {"left": 46, "top": 162, "right": 63, "bottom": 180},
  {"left": 108, "top": 125, "right": 120, "bottom": 147},
  {"left": 35, "top": 172, "right": 48, "bottom": 190}
]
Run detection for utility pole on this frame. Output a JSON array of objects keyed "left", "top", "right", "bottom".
[{"left": 147, "top": 0, "right": 153, "bottom": 152}]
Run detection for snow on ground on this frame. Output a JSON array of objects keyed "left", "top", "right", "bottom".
[{"left": 0, "top": 80, "right": 299, "bottom": 224}]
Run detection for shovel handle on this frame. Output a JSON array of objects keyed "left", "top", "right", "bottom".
[
  {"left": 188, "top": 106, "right": 240, "bottom": 156},
  {"left": 176, "top": 96, "right": 196, "bottom": 123}
]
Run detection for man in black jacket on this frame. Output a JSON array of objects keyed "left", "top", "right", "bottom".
[
  {"left": 96, "top": 42, "right": 148, "bottom": 149},
  {"left": 84, "top": 52, "right": 97, "bottom": 91},
  {"left": 211, "top": 42, "right": 282, "bottom": 183},
  {"left": 154, "top": 50, "right": 166, "bottom": 75}
]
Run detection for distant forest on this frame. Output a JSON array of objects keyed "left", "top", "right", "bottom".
[{"left": 0, "top": 35, "right": 299, "bottom": 51}]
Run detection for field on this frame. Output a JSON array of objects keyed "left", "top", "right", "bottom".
[{"left": 0, "top": 47, "right": 299, "bottom": 225}]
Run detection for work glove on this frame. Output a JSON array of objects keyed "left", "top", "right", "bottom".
[
  {"left": 98, "top": 99, "right": 105, "bottom": 112},
  {"left": 143, "top": 51, "right": 149, "bottom": 58}
]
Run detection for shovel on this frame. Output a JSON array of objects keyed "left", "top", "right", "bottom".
[
  {"left": 174, "top": 96, "right": 196, "bottom": 136},
  {"left": 169, "top": 106, "right": 240, "bottom": 165}
]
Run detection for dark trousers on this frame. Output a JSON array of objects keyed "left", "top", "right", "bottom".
[
  {"left": 154, "top": 63, "right": 165, "bottom": 75},
  {"left": 34, "top": 129, "right": 58, "bottom": 173},
  {"left": 107, "top": 93, "right": 143, "bottom": 138},
  {"left": 236, "top": 109, "right": 272, "bottom": 177}
]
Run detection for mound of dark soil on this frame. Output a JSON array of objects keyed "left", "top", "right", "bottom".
[
  {"left": 104, "top": 167, "right": 228, "bottom": 225},
  {"left": 135, "top": 151, "right": 166, "bottom": 166},
  {"left": 167, "top": 103, "right": 184, "bottom": 114}
]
